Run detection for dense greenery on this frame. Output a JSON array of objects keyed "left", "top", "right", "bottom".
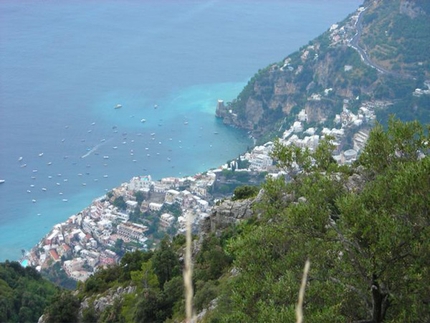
[
  {"left": 224, "top": 0, "right": 429, "bottom": 142},
  {"left": 0, "top": 261, "right": 58, "bottom": 323},
  {"left": 39, "top": 119, "right": 430, "bottom": 323},
  {"left": 361, "top": 0, "right": 430, "bottom": 75},
  {"left": 208, "top": 118, "right": 430, "bottom": 322},
  {"left": 231, "top": 185, "right": 260, "bottom": 201}
]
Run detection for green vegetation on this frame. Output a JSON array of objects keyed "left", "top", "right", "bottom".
[
  {"left": 40, "top": 261, "right": 77, "bottom": 289},
  {"left": 220, "top": 0, "right": 429, "bottom": 143},
  {"left": 37, "top": 119, "right": 430, "bottom": 323},
  {"left": 361, "top": 0, "right": 430, "bottom": 77},
  {"left": 232, "top": 185, "right": 260, "bottom": 201},
  {"left": 209, "top": 118, "right": 430, "bottom": 322},
  {"left": 0, "top": 261, "right": 58, "bottom": 323}
]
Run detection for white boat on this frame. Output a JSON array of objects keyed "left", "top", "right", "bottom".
[
  {"left": 42, "top": 188, "right": 47, "bottom": 191},
  {"left": 38, "top": 153, "right": 44, "bottom": 157},
  {"left": 141, "top": 119, "right": 146, "bottom": 123},
  {"left": 18, "top": 157, "right": 23, "bottom": 162},
  {"left": 32, "top": 199, "right": 36, "bottom": 203},
  {"left": 103, "top": 156, "right": 109, "bottom": 159},
  {"left": 62, "top": 199, "right": 68, "bottom": 202},
  {"left": 115, "top": 104, "right": 122, "bottom": 109},
  {"left": 0, "top": 179, "right": 5, "bottom": 184}
]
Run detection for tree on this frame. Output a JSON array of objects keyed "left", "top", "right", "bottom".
[
  {"left": 131, "top": 260, "right": 159, "bottom": 290},
  {"left": 113, "top": 196, "right": 127, "bottom": 210},
  {"left": 214, "top": 118, "right": 430, "bottom": 322},
  {"left": 44, "top": 291, "right": 80, "bottom": 323},
  {"left": 232, "top": 185, "right": 259, "bottom": 201},
  {"left": 152, "top": 238, "right": 180, "bottom": 289}
]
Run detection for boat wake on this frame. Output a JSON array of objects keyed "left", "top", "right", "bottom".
[{"left": 81, "top": 139, "right": 111, "bottom": 159}]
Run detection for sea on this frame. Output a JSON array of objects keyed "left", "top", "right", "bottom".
[{"left": 0, "top": 0, "right": 362, "bottom": 262}]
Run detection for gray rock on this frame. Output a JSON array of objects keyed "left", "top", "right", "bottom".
[{"left": 200, "top": 197, "right": 255, "bottom": 236}]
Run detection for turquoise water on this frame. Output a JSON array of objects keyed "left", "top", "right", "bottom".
[{"left": 0, "top": 0, "right": 362, "bottom": 261}]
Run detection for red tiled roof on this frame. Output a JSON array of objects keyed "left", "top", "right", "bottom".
[{"left": 49, "top": 249, "right": 60, "bottom": 261}]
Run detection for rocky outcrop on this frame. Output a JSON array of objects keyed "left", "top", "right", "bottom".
[
  {"left": 200, "top": 198, "right": 256, "bottom": 236},
  {"left": 217, "top": 0, "right": 429, "bottom": 139},
  {"left": 78, "top": 285, "right": 136, "bottom": 321},
  {"left": 39, "top": 285, "right": 137, "bottom": 323}
]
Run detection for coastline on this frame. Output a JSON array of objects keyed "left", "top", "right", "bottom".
[
  {"left": 24, "top": 89, "right": 376, "bottom": 283},
  {"left": 1, "top": 0, "right": 364, "bottom": 264}
]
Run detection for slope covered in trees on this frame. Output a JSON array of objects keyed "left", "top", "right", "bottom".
[
  {"left": 0, "top": 261, "right": 58, "bottom": 323},
  {"left": 217, "top": 0, "right": 430, "bottom": 141},
  {"left": 42, "top": 118, "right": 429, "bottom": 322},
  {"left": 208, "top": 118, "right": 430, "bottom": 322}
]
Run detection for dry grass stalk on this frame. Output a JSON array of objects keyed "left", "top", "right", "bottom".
[
  {"left": 184, "top": 213, "right": 194, "bottom": 322},
  {"left": 296, "top": 259, "right": 310, "bottom": 323}
]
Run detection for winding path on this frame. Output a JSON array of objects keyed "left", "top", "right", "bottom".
[{"left": 348, "top": 8, "right": 409, "bottom": 79}]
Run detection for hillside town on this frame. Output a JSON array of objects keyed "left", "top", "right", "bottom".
[{"left": 24, "top": 96, "right": 378, "bottom": 282}]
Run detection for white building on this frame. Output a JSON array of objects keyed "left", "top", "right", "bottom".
[
  {"left": 127, "top": 175, "right": 153, "bottom": 191},
  {"left": 160, "top": 213, "right": 175, "bottom": 229},
  {"left": 117, "top": 222, "right": 148, "bottom": 242},
  {"left": 149, "top": 202, "right": 163, "bottom": 211},
  {"left": 165, "top": 189, "right": 180, "bottom": 204}
]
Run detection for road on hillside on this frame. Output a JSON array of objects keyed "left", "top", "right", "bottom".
[{"left": 349, "top": 8, "right": 409, "bottom": 79}]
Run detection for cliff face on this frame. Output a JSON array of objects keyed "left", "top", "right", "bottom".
[
  {"left": 217, "top": 0, "right": 430, "bottom": 139},
  {"left": 199, "top": 197, "right": 256, "bottom": 236}
]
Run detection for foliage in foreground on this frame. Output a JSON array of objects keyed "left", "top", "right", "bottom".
[
  {"left": 0, "top": 261, "right": 58, "bottom": 323},
  {"left": 210, "top": 118, "right": 430, "bottom": 322},
  {"left": 43, "top": 119, "right": 430, "bottom": 323}
]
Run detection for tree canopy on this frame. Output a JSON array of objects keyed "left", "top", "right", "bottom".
[
  {"left": 0, "top": 261, "right": 58, "bottom": 323},
  {"left": 210, "top": 118, "right": 430, "bottom": 322}
]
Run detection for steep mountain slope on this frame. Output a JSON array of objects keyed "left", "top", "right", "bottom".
[
  {"left": 216, "top": 0, "right": 430, "bottom": 140},
  {"left": 40, "top": 118, "right": 430, "bottom": 323},
  {"left": 0, "top": 261, "right": 58, "bottom": 323}
]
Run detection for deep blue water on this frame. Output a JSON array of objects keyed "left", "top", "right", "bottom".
[{"left": 0, "top": 0, "right": 362, "bottom": 261}]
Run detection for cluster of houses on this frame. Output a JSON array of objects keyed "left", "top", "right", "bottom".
[
  {"left": 27, "top": 174, "right": 215, "bottom": 281},
  {"left": 26, "top": 95, "right": 379, "bottom": 282},
  {"left": 25, "top": 5, "right": 386, "bottom": 281}
]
